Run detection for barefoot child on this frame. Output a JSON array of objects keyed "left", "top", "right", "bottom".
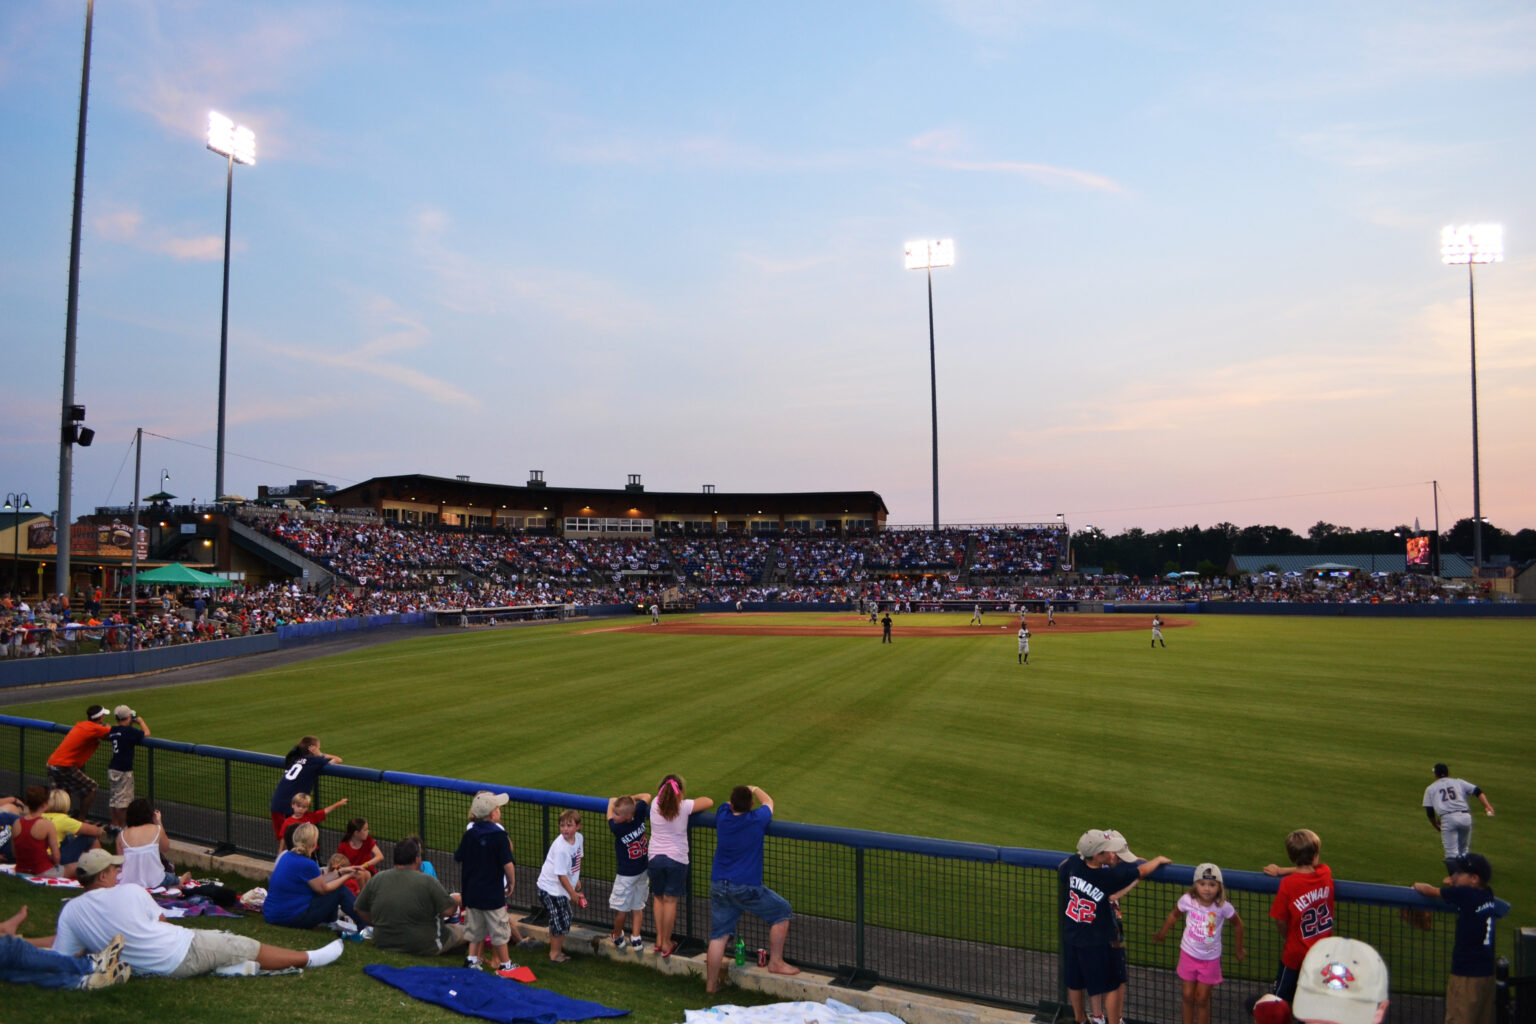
[
  {"left": 1153, "top": 863, "right": 1246, "bottom": 1024},
  {"left": 536, "top": 809, "right": 585, "bottom": 963}
]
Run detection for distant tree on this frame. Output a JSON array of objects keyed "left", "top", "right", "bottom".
[{"left": 1442, "top": 518, "right": 1512, "bottom": 559}]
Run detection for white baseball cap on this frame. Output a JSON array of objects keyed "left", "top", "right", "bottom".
[{"left": 1293, "top": 938, "right": 1389, "bottom": 1024}]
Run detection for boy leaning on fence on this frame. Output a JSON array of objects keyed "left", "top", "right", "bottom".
[
  {"left": 1412, "top": 852, "right": 1506, "bottom": 1024},
  {"left": 1263, "top": 828, "right": 1335, "bottom": 1005},
  {"left": 1059, "top": 829, "right": 1170, "bottom": 1024},
  {"left": 105, "top": 706, "right": 148, "bottom": 830}
]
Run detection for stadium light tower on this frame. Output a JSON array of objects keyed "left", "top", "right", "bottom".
[
  {"left": 206, "top": 111, "right": 256, "bottom": 503},
  {"left": 1440, "top": 223, "right": 1503, "bottom": 573},
  {"left": 904, "top": 239, "right": 955, "bottom": 533}
]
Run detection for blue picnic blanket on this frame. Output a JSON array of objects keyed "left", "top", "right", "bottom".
[{"left": 364, "top": 965, "right": 630, "bottom": 1024}]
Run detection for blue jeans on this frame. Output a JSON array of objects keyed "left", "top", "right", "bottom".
[
  {"left": 272, "top": 885, "right": 356, "bottom": 930},
  {"left": 709, "top": 880, "right": 792, "bottom": 939},
  {"left": 0, "top": 935, "right": 93, "bottom": 990}
]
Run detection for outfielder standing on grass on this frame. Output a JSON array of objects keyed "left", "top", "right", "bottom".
[
  {"left": 1151, "top": 615, "right": 1166, "bottom": 648},
  {"left": 1018, "top": 625, "right": 1030, "bottom": 664},
  {"left": 1423, "top": 763, "right": 1494, "bottom": 874}
]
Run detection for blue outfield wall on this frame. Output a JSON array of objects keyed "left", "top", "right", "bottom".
[
  {"left": 0, "top": 612, "right": 430, "bottom": 690},
  {"left": 1102, "top": 601, "right": 1536, "bottom": 618}
]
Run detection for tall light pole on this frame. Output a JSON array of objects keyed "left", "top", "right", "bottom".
[
  {"left": 904, "top": 239, "right": 955, "bottom": 533},
  {"left": 1440, "top": 224, "right": 1503, "bottom": 573},
  {"left": 4, "top": 493, "right": 31, "bottom": 596},
  {"left": 57, "top": 0, "right": 96, "bottom": 602},
  {"left": 206, "top": 111, "right": 256, "bottom": 503}
]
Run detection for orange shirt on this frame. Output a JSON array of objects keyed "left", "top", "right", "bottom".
[{"left": 46, "top": 720, "right": 111, "bottom": 767}]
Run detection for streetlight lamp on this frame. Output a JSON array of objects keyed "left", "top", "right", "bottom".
[
  {"left": 206, "top": 110, "right": 256, "bottom": 503},
  {"left": 904, "top": 239, "right": 955, "bottom": 533},
  {"left": 1440, "top": 223, "right": 1503, "bottom": 573},
  {"left": 4, "top": 492, "right": 31, "bottom": 596}
]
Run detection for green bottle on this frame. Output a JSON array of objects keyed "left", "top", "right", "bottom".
[{"left": 734, "top": 937, "right": 746, "bottom": 965}]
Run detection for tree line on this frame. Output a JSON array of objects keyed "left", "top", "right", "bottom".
[{"left": 1070, "top": 518, "right": 1536, "bottom": 579}]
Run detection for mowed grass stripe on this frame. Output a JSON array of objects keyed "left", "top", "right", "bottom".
[{"left": 9, "top": 614, "right": 1532, "bottom": 939}]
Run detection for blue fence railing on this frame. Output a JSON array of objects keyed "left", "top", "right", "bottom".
[{"left": 1, "top": 713, "right": 1502, "bottom": 1024}]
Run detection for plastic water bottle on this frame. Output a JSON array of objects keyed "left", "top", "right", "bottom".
[{"left": 734, "top": 937, "right": 746, "bottom": 965}]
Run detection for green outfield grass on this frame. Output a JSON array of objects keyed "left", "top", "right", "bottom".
[{"left": 10, "top": 612, "right": 1533, "bottom": 929}]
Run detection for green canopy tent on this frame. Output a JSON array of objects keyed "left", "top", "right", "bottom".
[{"left": 132, "top": 562, "right": 237, "bottom": 587}]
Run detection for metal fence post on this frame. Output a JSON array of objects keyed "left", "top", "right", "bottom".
[{"left": 854, "top": 847, "right": 866, "bottom": 971}]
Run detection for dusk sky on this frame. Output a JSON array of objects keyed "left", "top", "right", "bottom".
[{"left": 3, "top": 1, "right": 1532, "bottom": 535}]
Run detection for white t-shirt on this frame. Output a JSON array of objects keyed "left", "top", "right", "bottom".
[
  {"left": 1178, "top": 893, "right": 1237, "bottom": 961},
  {"left": 647, "top": 798, "right": 695, "bottom": 864},
  {"left": 54, "top": 883, "right": 193, "bottom": 975},
  {"left": 536, "top": 833, "right": 584, "bottom": 897}
]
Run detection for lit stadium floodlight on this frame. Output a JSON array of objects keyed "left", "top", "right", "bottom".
[
  {"left": 206, "top": 111, "right": 256, "bottom": 165},
  {"left": 207, "top": 111, "right": 257, "bottom": 503},
  {"left": 1439, "top": 223, "right": 1503, "bottom": 574},
  {"left": 905, "top": 239, "right": 955, "bottom": 532},
  {"left": 1440, "top": 224, "right": 1502, "bottom": 265}
]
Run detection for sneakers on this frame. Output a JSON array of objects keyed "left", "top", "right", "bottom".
[
  {"left": 628, "top": 935, "right": 645, "bottom": 949},
  {"left": 494, "top": 964, "right": 518, "bottom": 978},
  {"left": 89, "top": 934, "right": 126, "bottom": 975},
  {"left": 329, "top": 916, "right": 359, "bottom": 935},
  {"left": 609, "top": 933, "right": 625, "bottom": 947},
  {"left": 79, "top": 937, "right": 131, "bottom": 990}
]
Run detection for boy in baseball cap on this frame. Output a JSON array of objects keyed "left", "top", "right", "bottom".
[
  {"left": 1292, "top": 938, "right": 1389, "bottom": 1024},
  {"left": 1413, "top": 853, "right": 1505, "bottom": 1024},
  {"left": 1060, "top": 830, "right": 1170, "bottom": 1024},
  {"left": 453, "top": 791, "right": 531, "bottom": 976}
]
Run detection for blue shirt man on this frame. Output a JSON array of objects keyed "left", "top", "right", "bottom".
[{"left": 704, "top": 785, "right": 799, "bottom": 994}]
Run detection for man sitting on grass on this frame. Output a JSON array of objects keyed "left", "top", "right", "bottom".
[
  {"left": 355, "top": 837, "right": 466, "bottom": 957},
  {"left": 52, "top": 849, "right": 346, "bottom": 977}
]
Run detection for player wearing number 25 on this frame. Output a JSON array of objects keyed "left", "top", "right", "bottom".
[
  {"left": 1263, "top": 828, "right": 1335, "bottom": 1005},
  {"left": 1059, "top": 829, "right": 1170, "bottom": 1024}
]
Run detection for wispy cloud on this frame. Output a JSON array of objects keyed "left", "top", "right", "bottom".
[
  {"left": 262, "top": 300, "right": 479, "bottom": 408},
  {"left": 907, "top": 131, "right": 1126, "bottom": 192},
  {"left": 93, "top": 204, "right": 225, "bottom": 261}
]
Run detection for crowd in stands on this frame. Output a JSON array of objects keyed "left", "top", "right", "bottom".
[{"left": 0, "top": 514, "right": 1498, "bottom": 660}]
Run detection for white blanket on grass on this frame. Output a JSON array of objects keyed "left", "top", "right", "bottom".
[{"left": 684, "top": 999, "right": 906, "bottom": 1024}]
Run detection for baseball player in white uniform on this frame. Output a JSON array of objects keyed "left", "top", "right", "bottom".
[
  {"left": 1423, "top": 762, "right": 1495, "bottom": 872},
  {"left": 970, "top": 603, "right": 983, "bottom": 626},
  {"left": 1151, "top": 615, "right": 1165, "bottom": 648},
  {"left": 649, "top": 603, "right": 660, "bottom": 624},
  {"left": 1017, "top": 626, "right": 1030, "bottom": 665}
]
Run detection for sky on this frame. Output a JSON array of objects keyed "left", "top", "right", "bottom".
[{"left": 2, "top": 1, "right": 1533, "bottom": 536}]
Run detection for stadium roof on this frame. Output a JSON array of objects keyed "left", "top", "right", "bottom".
[
  {"left": 329, "top": 474, "right": 889, "bottom": 522},
  {"left": 1227, "top": 552, "right": 1473, "bottom": 578}
]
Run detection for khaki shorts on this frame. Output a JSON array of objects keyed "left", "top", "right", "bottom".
[
  {"left": 1446, "top": 973, "right": 1496, "bottom": 1024},
  {"left": 609, "top": 872, "right": 650, "bottom": 913},
  {"left": 168, "top": 930, "right": 262, "bottom": 978},
  {"left": 108, "top": 769, "right": 135, "bottom": 809},
  {"left": 464, "top": 906, "right": 511, "bottom": 947}
]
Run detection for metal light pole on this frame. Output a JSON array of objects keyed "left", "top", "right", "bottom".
[
  {"left": 1440, "top": 224, "right": 1503, "bottom": 573},
  {"left": 206, "top": 111, "right": 256, "bottom": 502},
  {"left": 57, "top": 0, "right": 95, "bottom": 601},
  {"left": 4, "top": 493, "right": 31, "bottom": 596},
  {"left": 904, "top": 239, "right": 955, "bottom": 533}
]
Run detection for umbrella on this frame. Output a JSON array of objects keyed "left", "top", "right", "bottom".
[
  {"left": 144, "top": 491, "right": 177, "bottom": 503},
  {"left": 133, "top": 562, "right": 236, "bottom": 587},
  {"left": 217, "top": 493, "right": 249, "bottom": 503}
]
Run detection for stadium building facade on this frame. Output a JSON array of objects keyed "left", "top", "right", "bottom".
[{"left": 327, "top": 473, "right": 889, "bottom": 537}]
